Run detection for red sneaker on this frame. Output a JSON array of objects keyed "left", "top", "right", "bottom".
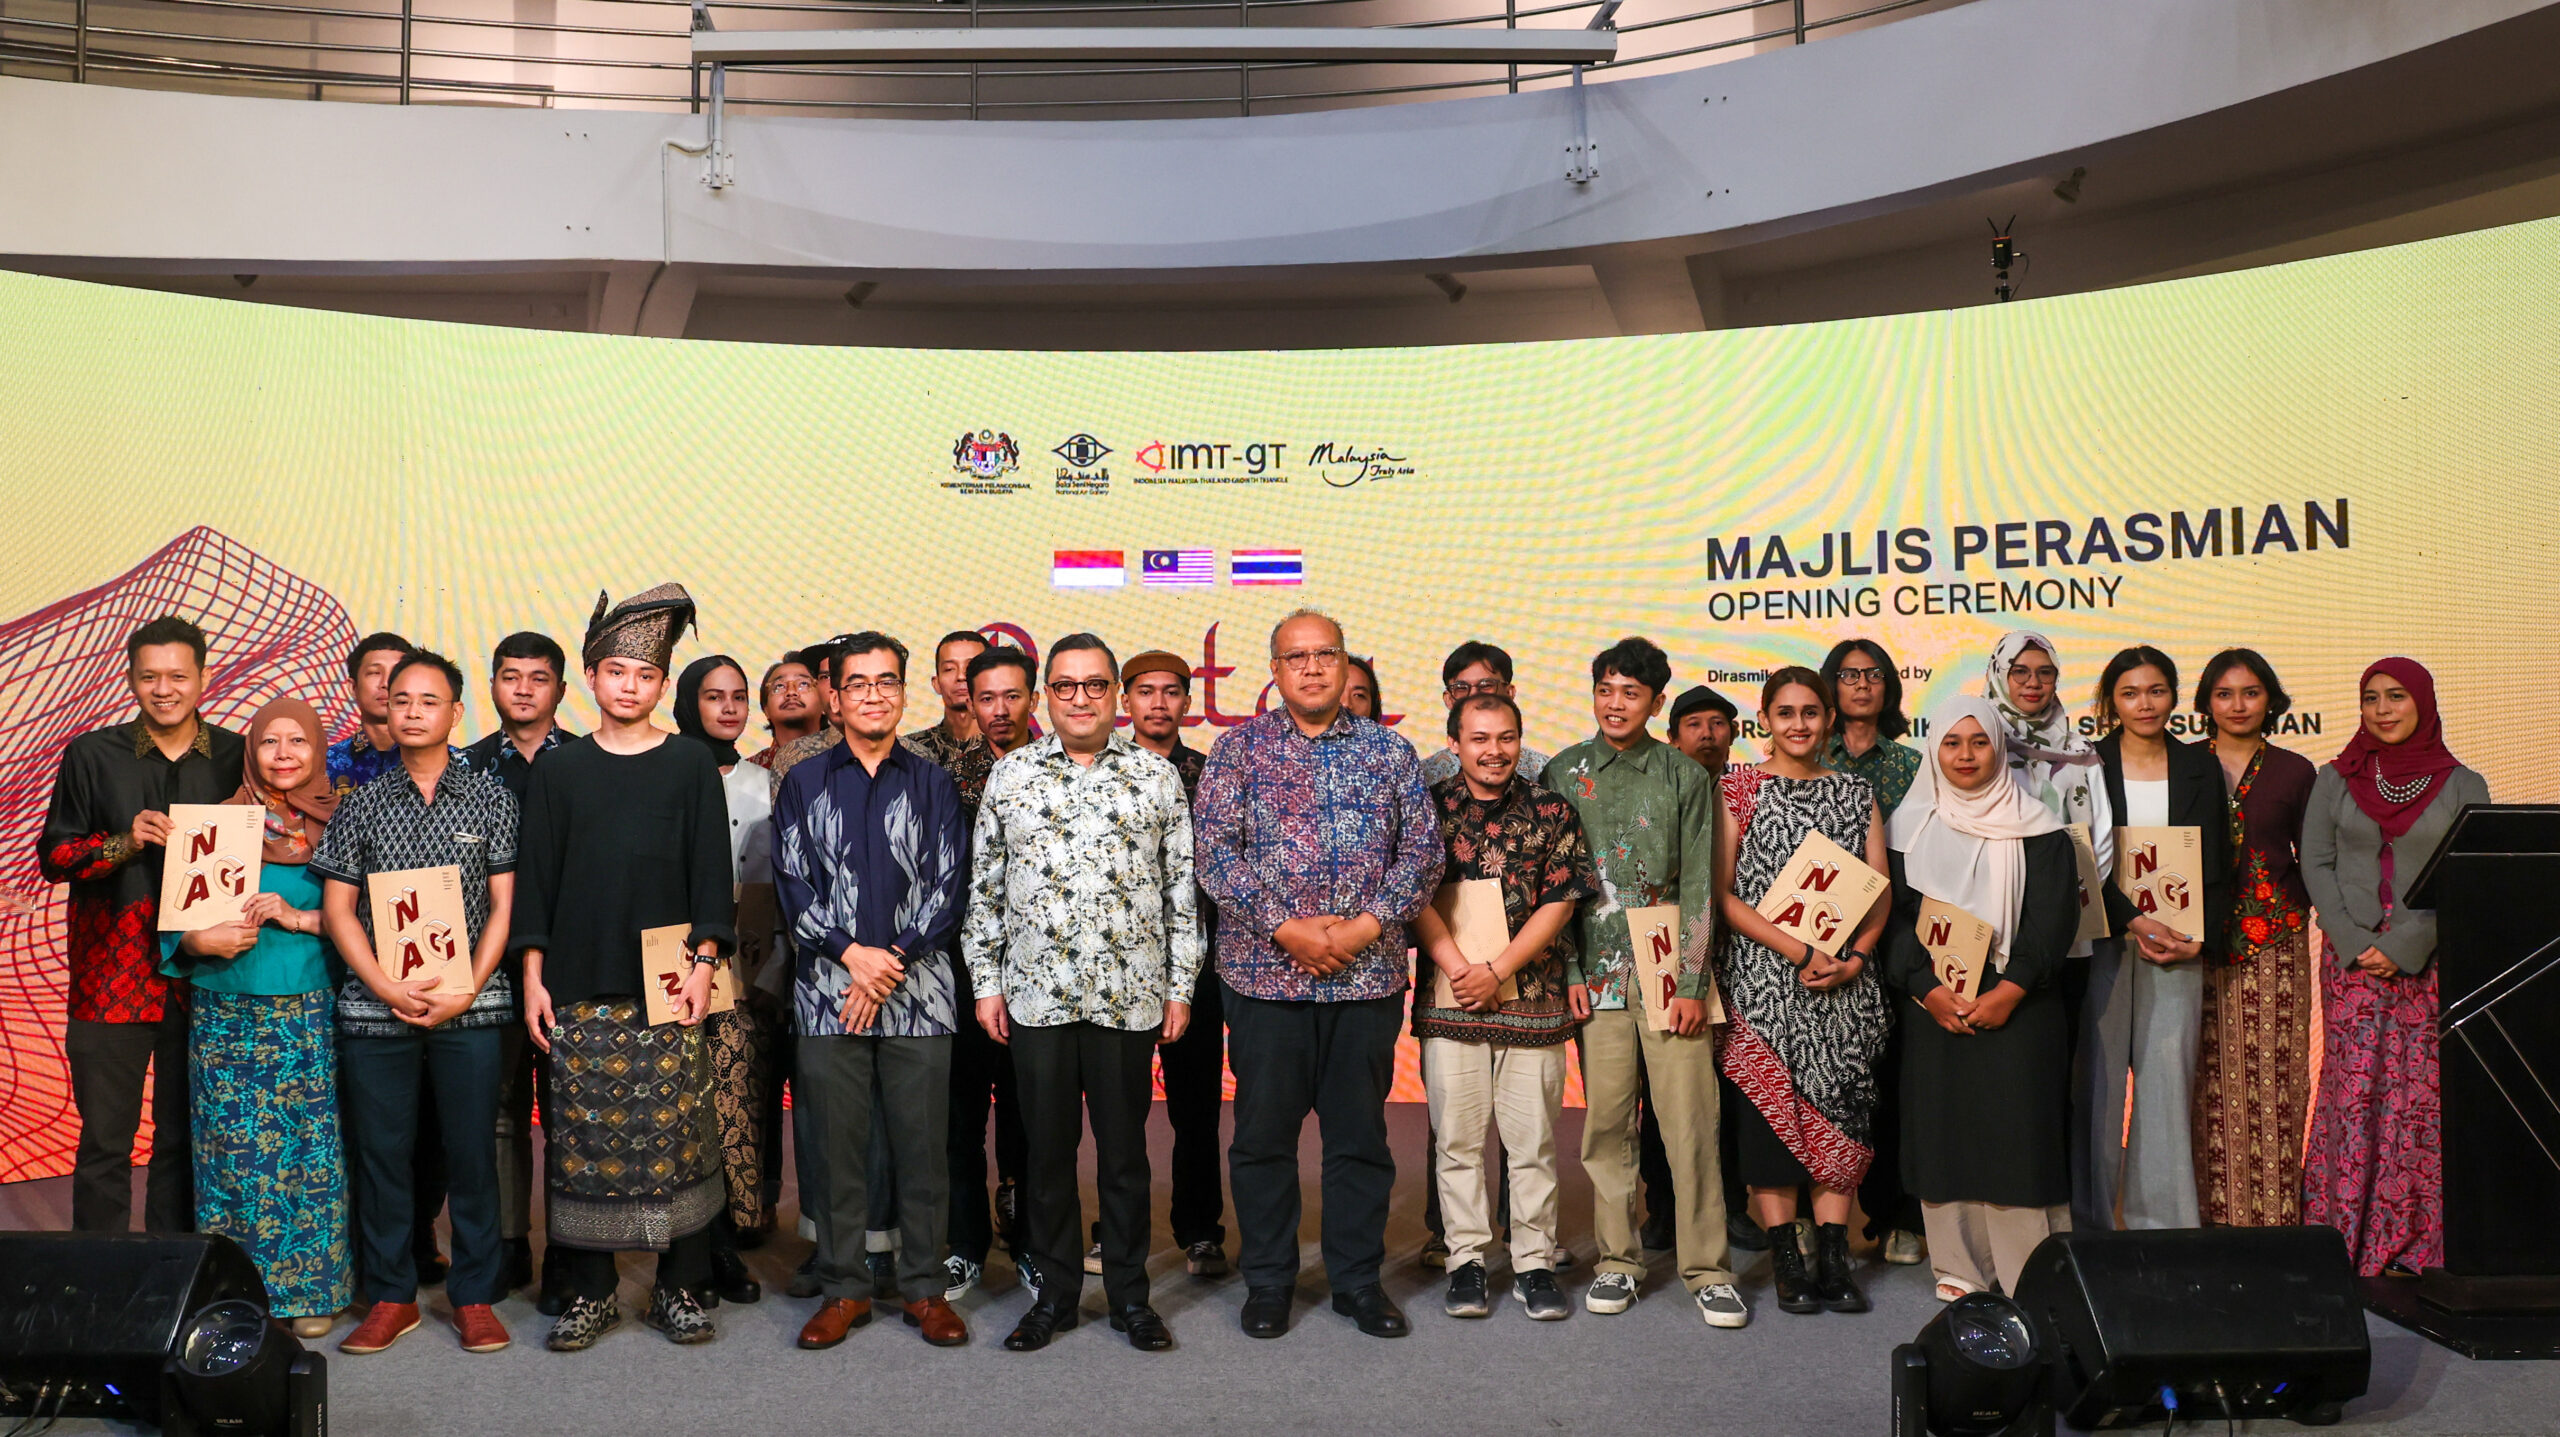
[
  {"left": 340, "top": 1301, "right": 421, "bottom": 1355},
  {"left": 454, "top": 1303, "right": 511, "bottom": 1354}
]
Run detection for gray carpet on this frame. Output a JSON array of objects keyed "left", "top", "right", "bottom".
[{"left": 5, "top": 1105, "right": 2550, "bottom": 1435}]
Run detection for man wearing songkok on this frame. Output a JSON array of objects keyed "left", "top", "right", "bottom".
[
  {"left": 964, "top": 634, "right": 1201, "bottom": 1353},
  {"left": 511, "top": 583, "right": 738, "bottom": 1351}
]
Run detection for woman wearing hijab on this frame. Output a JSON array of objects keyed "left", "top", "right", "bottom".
[
  {"left": 1885, "top": 695, "right": 2080, "bottom": 1301},
  {"left": 2301, "top": 659, "right": 2487, "bottom": 1277},
  {"left": 674, "top": 655, "right": 778, "bottom": 1306},
  {"left": 159, "top": 697, "right": 351, "bottom": 1338}
]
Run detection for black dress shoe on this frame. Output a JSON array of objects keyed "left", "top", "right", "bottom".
[
  {"left": 1239, "top": 1286, "right": 1293, "bottom": 1339},
  {"left": 784, "top": 1253, "right": 823, "bottom": 1301},
  {"left": 1002, "top": 1299, "right": 1079, "bottom": 1352},
  {"left": 712, "top": 1243, "right": 763, "bottom": 1305},
  {"left": 1109, "top": 1304, "right": 1173, "bottom": 1351},
  {"left": 1329, "top": 1284, "right": 1409, "bottom": 1338},
  {"left": 536, "top": 1244, "right": 572, "bottom": 1317},
  {"left": 503, "top": 1236, "right": 535, "bottom": 1292}
]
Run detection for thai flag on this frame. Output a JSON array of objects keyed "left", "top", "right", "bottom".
[
  {"left": 1141, "top": 549, "right": 1214, "bottom": 587},
  {"left": 1231, "top": 549, "right": 1304, "bottom": 586},
  {"left": 1051, "top": 550, "right": 1126, "bottom": 589}
]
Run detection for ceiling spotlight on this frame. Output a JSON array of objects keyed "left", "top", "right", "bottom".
[
  {"left": 1424, "top": 272, "right": 1467, "bottom": 304},
  {"left": 2052, "top": 166, "right": 2085, "bottom": 204},
  {"left": 843, "top": 281, "right": 878, "bottom": 309}
]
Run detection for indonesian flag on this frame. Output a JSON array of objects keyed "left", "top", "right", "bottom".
[{"left": 1051, "top": 550, "right": 1126, "bottom": 589}]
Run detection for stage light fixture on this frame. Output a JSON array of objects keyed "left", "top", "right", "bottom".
[
  {"left": 1890, "top": 1292, "right": 2054, "bottom": 1437},
  {"left": 168, "top": 1298, "right": 324, "bottom": 1436}
]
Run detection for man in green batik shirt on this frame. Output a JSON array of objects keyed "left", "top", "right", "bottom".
[
  {"left": 1817, "top": 638, "right": 1923, "bottom": 815},
  {"left": 1543, "top": 636, "right": 1747, "bottom": 1331}
]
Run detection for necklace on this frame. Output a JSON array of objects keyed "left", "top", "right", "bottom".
[{"left": 2374, "top": 769, "right": 2435, "bottom": 805}]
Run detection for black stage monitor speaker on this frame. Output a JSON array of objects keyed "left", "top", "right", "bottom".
[
  {"left": 0, "top": 1230, "right": 323, "bottom": 1434},
  {"left": 2012, "top": 1227, "right": 2369, "bottom": 1430}
]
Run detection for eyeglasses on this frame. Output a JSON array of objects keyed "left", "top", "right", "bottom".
[
  {"left": 838, "top": 677, "right": 904, "bottom": 698},
  {"left": 1834, "top": 666, "right": 1886, "bottom": 686},
  {"left": 1444, "top": 679, "right": 1511, "bottom": 699},
  {"left": 2006, "top": 664, "right": 2059, "bottom": 684},
  {"left": 1046, "top": 678, "right": 1114, "bottom": 700},
  {"left": 767, "top": 679, "right": 815, "bottom": 696},
  {"left": 1276, "top": 647, "right": 1346, "bottom": 672}
]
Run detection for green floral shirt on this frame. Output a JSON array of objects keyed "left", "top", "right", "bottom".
[
  {"left": 1821, "top": 733, "right": 1922, "bottom": 817},
  {"left": 1541, "top": 733, "right": 1718, "bottom": 1008}
]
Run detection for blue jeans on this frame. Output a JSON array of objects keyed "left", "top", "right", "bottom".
[{"left": 341, "top": 1024, "right": 506, "bottom": 1306}]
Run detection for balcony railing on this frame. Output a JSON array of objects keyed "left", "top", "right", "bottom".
[{"left": 0, "top": 0, "right": 1969, "bottom": 119}]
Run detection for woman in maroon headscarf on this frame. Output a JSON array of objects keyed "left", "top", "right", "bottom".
[{"left": 2299, "top": 659, "right": 2489, "bottom": 1276}]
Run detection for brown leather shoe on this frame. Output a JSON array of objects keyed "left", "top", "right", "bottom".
[
  {"left": 796, "top": 1298, "right": 872, "bottom": 1350},
  {"left": 903, "top": 1296, "right": 968, "bottom": 1347}
]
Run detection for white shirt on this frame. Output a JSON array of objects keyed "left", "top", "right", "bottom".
[{"left": 2123, "top": 777, "right": 2170, "bottom": 830}]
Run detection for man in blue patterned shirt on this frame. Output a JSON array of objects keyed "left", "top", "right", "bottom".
[
  {"left": 773, "top": 632, "right": 971, "bottom": 1350},
  {"left": 1195, "top": 608, "right": 1442, "bottom": 1342}
]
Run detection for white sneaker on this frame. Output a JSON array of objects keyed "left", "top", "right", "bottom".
[
  {"left": 1584, "top": 1272, "right": 1639, "bottom": 1314},
  {"left": 1884, "top": 1228, "right": 1926, "bottom": 1265},
  {"left": 1694, "top": 1282, "right": 1751, "bottom": 1329},
  {"left": 942, "top": 1255, "right": 982, "bottom": 1301}
]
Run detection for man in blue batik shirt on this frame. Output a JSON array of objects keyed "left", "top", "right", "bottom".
[{"left": 772, "top": 631, "right": 971, "bottom": 1350}]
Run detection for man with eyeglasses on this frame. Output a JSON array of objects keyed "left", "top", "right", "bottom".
[
  {"left": 1419, "top": 640, "right": 1550, "bottom": 788},
  {"left": 775, "top": 631, "right": 971, "bottom": 1351},
  {"left": 963, "top": 634, "right": 1200, "bottom": 1352},
  {"left": 767, "top": 636, "right": 855, "bottom": 792},
  {"left": 1195, "top": 608, "right": 1443, "bottom": 1341},
  {"left": 748, "top": 656, "right": 823, "bottom": 770},
  {"left": 1119, "top": 650, "right": 1231, "bottom": 1279}
]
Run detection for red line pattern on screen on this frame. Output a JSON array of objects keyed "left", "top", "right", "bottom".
[{"left": 0, "top": 529, "right": 359, "bottom": 1182}]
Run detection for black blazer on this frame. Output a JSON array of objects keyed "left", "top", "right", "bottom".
[{"left": 2093, "top": 730, "right": 2234, "bottom": 963}]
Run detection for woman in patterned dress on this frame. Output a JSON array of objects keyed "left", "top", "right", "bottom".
[
  {"left": 1714, "top": 667, "right": 1893, "bottom": 1316},
  {"left": 159, "top": 697, "right": 351, "bottom": 1338},
  {"left": 2190, "top": 649, "right": 2318, "bottom": 1226},
  {"left": 2301, "top": 658, "right": 2487, "bottom": 1276},
  {"left": 674, "top": 654, "right": 779, "bottom": 1305}
]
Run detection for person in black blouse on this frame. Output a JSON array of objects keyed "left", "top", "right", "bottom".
[
  {"left": 512, "top": 584, "right": 736, "bottom": 1352},
  {"left": 2077, "top": 646, "right": 2232, "bottom": 1233},
  {"left": 1884, "top": 695, "right": 2078, "bottom": 1301}
]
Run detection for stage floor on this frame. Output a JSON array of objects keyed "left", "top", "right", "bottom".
[{"left": 4, "top": 1105, "right": 2549, "bottom": 1435}]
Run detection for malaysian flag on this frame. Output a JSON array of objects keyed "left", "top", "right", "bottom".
[
  {"left": 1230, "top": 549, "right": 1304, "bottom": 586},
  {"left": 1051, "top": 550, "right": 1126, "bottom": 589},
  {"left": 1141, "top": 549, "right": 1214, "bottom": 588}
]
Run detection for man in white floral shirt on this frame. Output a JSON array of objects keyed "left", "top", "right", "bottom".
[{"left": 962, "top": 632, "right": 1201, "bottom": 1355}]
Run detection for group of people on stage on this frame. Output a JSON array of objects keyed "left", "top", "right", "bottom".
[{"left": 38, "top": 592, "right": 2482, "bottom": 1359}]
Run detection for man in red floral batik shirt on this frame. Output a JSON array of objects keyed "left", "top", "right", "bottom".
[{"left": 39, "top": 615, "right": 245, "bottom": 1232}]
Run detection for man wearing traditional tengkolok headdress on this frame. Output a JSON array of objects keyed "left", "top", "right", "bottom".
[{"left": 509, "top": 583, "right": 740, "bottom": 1351}]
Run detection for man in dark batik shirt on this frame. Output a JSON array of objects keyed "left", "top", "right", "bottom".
[
  {"left": 1411, "top": 694, "right": 1596, "bottom": 1323},
  {"left": 1118, "top": 649, "right": 1227, "bottom": 1276},
  {"left": 40, "top": 615, "right": 243, "bottom": 1233}
]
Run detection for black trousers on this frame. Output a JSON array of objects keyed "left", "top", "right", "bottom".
[
  {"left": 1012, "top": 1020, "right": 1158, "bottom": 1309},
  {"left": 340, "top": 1026, "right": 505, "bottom": 1306},
  {"left": 798, "top": 1032, "right": 953, "bottom": 1303},
  {"left": 1155, "top": 966, "right": 1228, "bottom": 1249},
  {"left": 1858, "top": 1015, "right": 1921, "bottom": 1237},
  {"left": 559, "top": 1229, "right": 712, "bottom": 1302},
  {"left": 1225, "top": 984, "right": 1400, "bottom": 1292},
  {"left": 65, "top": 1014, "right": 192, "bottom": 1233},
  {"left": 946, "top": 967, "right": 1025, "bottom": 1262}
]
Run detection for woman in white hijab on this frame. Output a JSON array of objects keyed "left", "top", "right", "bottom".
[
  {"left": 1885, "top": 695, "right": 2081, "bottom": 1301},
  {"left": 1984, "top": 632, "right": 2116, "bottom": 920}
]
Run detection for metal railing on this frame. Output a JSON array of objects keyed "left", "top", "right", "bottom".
[{"left": 0, "top": 0, "right": 1969, "bottom": 119}]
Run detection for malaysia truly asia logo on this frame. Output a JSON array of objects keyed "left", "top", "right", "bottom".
[{"left": 952, "top": 429, "right": 1022, "bottom": 479}]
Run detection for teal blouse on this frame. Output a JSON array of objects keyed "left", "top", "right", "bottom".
[{"left": 159, "top": 858, "right": 333, "bottom": 996}]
